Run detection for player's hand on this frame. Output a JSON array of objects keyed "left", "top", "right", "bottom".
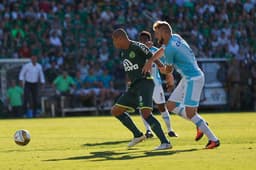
[
  {"left": 159, "top": 66, "right": 167, "bottom": 74},
  {"left": 166, "top": 74, "right": 175, "bottom": 92},
  {"left": 166, "top": 65, "right": 174, "bottom": 73},
  {"left": 142, "top": 59, "right": 153, "bottom": 75}
]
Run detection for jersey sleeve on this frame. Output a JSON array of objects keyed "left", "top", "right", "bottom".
[{"left": 138, "top": 44, "right": 153, "bottom": 59}]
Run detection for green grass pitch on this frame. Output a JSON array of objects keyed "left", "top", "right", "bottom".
[{"left": 0, "top": 112, "right": 256, "bottom": 170}]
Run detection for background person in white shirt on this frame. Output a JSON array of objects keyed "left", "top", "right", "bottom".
[{"left": 19, "top": 55, "right": 45, "bottom": 117}]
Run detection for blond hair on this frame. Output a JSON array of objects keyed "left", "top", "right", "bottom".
[{"left": 153, "top": 21, "right": 172, "bottom": 34}]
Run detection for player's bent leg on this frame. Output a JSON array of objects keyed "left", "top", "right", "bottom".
[
  {"left": 186, "top": 107, "right": 220, "bottom": 148},
  {"left": 167, "top": 102, "right": 203, "bottom": 141},
  {"left": 185, "top": 107, "right": 197, "bottom": 119},
  {"left": 185, "top": 107, "right": 204, "bottom": 141},
  {"left": 167, "top": 101, "right": 189, "bottom": 120}
]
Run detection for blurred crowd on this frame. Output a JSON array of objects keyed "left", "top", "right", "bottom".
[{"left": 1, "top": 0, "right": 256, "bottom": 112}]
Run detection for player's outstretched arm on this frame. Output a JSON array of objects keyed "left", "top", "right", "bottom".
[
  {"left": 142, "top": 47, "right": 165, "bottom": 74},
  {"left": 165, "top": 73, "right": 175, "bottom": 92}
]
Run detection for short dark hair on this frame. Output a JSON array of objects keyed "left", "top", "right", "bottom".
[
  {"left": 139, "top": 31, "right": 152, "bottom": 41},
  {"left": 112, "top": 28, "right": 128, "bottom": 39}
]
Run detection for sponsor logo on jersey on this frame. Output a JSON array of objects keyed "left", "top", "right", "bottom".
[{"left": 123, "top": 59, "right": 139, "bottom": 71}]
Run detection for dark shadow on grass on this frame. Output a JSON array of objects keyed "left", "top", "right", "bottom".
[
  {"left": 43, "top": 148, "right": 200, "bottom": 162},
  {"left": 82, "top": 140, "right": 130, "bottom": 147}
]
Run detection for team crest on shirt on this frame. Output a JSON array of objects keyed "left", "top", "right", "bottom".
[{"left": 129, "top": 51, "right": 135, "bottom": 58}]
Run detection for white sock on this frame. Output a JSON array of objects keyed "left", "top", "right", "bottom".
[
  {"left": 140, "top": 112, "right": 151, "bottom": 131},
  {"left": 161, "top": 109, "right": 172, "bottom": 132},
  {"left": 191, "top": 114, "right": 218, "bottom": 141}
]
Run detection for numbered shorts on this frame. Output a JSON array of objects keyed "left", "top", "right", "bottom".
[
  {"left": 168, "top": 76, "right": 204, "bottom": 107},
  {"left": 115, "top": 79, "right": 154, "bottom": 113},
  {"left": 153, "top": 84, "right": 166, "bottom": 104}
]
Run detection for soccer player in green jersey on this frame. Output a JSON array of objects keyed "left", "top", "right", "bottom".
[{"left": 111, "top": 28, "right": 171, "bottom": 150}]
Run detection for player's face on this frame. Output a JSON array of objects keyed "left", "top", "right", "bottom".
[
  {"left": 112, "top": 36, "right": 122, "bottom": 49},
  {"left": 154, "top": 29, "right": 164, "bottom": 45},
  {"left": 139, "top": 35, "right": 152, "bottom": 48},
  {"left": 139, "top": 35, "right": 149, "bottom": 44}
]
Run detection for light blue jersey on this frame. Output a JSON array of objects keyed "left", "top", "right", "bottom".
[
  {"left": 164, "top": 34, "right": 203, "bottom": 79},
  {"left": 150, "top": 46, "right": 164, "bottom": 85}
]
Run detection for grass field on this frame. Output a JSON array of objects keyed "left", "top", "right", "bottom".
[{"left": 0, "top": 112, "right": 256, "bottom": 170}]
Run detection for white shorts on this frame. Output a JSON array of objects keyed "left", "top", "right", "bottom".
[
  {"left": 153, "top": 84, "right": 166, "bottom": 104},
  {"left": 168, "top": 76, "right": 204, "bottom": 107}
]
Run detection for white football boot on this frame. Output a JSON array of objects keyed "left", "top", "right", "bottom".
[{"left": 128, "top": 135, "right": 146, "bottom": 148}]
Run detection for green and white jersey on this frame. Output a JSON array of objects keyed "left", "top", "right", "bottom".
[{"left": 120, "top": 41, "right": 153, "bottom": 83}]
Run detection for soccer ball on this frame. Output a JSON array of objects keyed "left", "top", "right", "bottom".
[{"left": 14, "top": 129, "right": 31, "bottom": 146}]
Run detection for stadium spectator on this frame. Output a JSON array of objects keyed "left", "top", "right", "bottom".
[
  {"left": 240, "top": 61, "right": 252, "bottom": 110},
  {"left": 49, "top": 31, "right": 62, "bottom": 47},
  {"left": 18, "top": 42, "right": 31, "bottom": 58},
  {"left": 45, "top": 60, "right": 60, "bottom": 84},
  {"left": 98, "top": 68, "right": 121, "bottom": 107},
  {"left": 251, "top": 63, "right": 256, "bottom": 111},
  {"left": 72, "top": 70, "right": 96, "bottom": 107},
  {"left": 83, "top": 67, "right": 107, "bottom": 108},
  {"left": 6, "top": 80, "right": 23, "bottom": 118},
  {"left": 53, "top": 70, "right": 75, "bottom": 95},
  {"left": 227, "top": 58, "right": 241, "bottom": 110}
]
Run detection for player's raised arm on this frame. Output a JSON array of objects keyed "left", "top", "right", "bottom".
[{"left": 142, "top": 47, "right": 164, "bottom": 74}]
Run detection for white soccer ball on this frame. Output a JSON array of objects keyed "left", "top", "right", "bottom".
[{"left": 14, "top": 129, "right": 31, "bottom": 146}]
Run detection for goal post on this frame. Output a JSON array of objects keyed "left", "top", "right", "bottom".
[{"left": 0, "top": 58, "right": 30, "bottom": 103}]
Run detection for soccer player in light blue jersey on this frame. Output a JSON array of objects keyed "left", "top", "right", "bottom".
[
  {"left": 142, "top": 21, "right": 220, "bottom": 149},
  {"left": 139, "top": 31, "right": 178, "bottom": 138}
]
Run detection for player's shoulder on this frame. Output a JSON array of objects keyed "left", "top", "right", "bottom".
[
  {"left": 167, "top": 34, "right": 183, "bottom": 48},
  {"left": 170, "top": 34, "right": 182, "bottom": 43},
  {"left": 131, "top": 41, "right": 150, "bottom": 54},
  {"left": 131, "top": 41, "right": 146, "bottom": 48}
]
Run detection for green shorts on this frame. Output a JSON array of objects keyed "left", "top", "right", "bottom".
[{"left": 115, "top": 78, "right": 154, "bottom": 113}]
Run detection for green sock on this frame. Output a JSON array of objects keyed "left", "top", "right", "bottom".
[
  {"left": 116, "top": 112, "right": 143, "bottom": 138},
  {"left": 145, "top": 114, "right": 169, "bottom": 144}
]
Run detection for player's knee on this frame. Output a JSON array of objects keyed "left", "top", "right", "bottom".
[
  {"left": 185, "top": 107, "right": 196, "bottom": 119},
  {"left": 157, "top": 104, "right": 166, "bottom": 112},
  {"left": 166, "top": 101, "right": 176, "bottom": 112},
  {"left": 141, "top": 109, "right": 152, "bottom": 119},
  {"left": 111, "top": 106, "right": 123, "bottom": 116}
]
